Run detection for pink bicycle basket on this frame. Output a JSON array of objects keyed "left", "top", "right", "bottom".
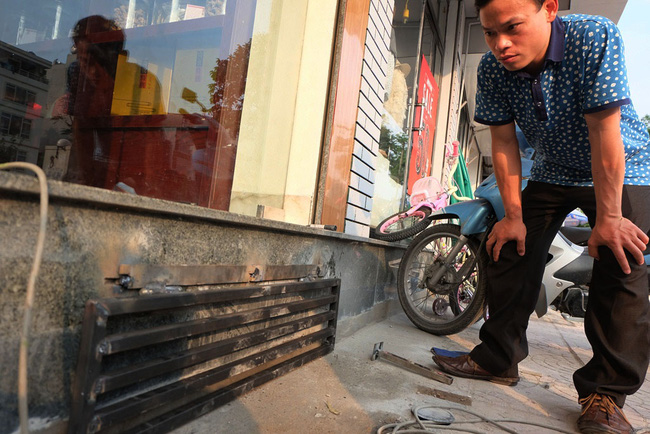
[{"left": 410, "top": 176, "right": 445, "bottom": 206}]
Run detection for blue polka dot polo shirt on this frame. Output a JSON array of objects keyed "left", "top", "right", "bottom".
[{"left": 474, "top": 14, "right": 650, "bottom": 186}]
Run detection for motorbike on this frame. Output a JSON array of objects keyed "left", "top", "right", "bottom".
[
  {"left": 549, "top": 226, "right": 650, "bottom": 318},
  {"left": 397, "top": 157, "right": 650, "bottom": 336}
]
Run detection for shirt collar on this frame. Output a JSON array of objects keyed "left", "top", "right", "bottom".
[{"left": 547, "top": 16, "right": 565, "bottom": 63}]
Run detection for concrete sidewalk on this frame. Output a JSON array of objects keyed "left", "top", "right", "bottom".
[{"left": 175, "top": 309, "right": 650, "bottom": 434}]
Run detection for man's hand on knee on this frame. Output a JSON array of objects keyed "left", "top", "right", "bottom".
[
  {"left": 487, "top": 217, "right": 527, "bottom": 262},
  {"left": 588, "top": 216, "right": 649, "bottom": 274}
]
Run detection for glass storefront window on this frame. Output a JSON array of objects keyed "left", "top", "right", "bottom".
[
  {"left": 0, "top": 0, "right": 335, "bottom": 221},
  {"left": 370, "top": 0, "right": 445, "bottom": 226},
  {"left": 228, "top": 1, "right": 337, "bottom": 224}
]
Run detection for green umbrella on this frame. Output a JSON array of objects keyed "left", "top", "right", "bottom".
[{"left": 450, "top": 151, "right": 473, "bottom": 203}]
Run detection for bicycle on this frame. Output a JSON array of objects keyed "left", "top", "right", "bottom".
[{"left": 373, "top": 141, "right": 472, "bottom": 242}]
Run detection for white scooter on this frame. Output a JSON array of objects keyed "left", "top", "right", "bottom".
[
  {"left": 536, "top": 228, "right": 592, "bottom": 318},
  {"left": 539, "top": 224, "right": 650, "bottom": 319}
]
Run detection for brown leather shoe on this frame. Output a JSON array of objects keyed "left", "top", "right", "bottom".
[
  {"left": 431, "top": 353, "right": 519, "bottom": 386},
  {"left": 577, "top": 393, "right": 634, "bottom": 434}
]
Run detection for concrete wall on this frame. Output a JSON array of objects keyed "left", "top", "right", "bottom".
[{"left": 0, "top": 171, "right": 404, "bottom": 433}]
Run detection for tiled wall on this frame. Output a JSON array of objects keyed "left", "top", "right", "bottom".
[{"left": 344, "top": 0, "right": 394, "bottom": 237}]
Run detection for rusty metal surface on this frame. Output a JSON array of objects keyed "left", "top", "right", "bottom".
[
  {"left": 69, "top": 277, "right": 340, "bottom": 434},
  {"left": 416, "top": 386, "right": 473, "bottom": 406},
  {"left": 122, "top": 346, "right": 332, "bottom": 434},
  {"left": 102, "top": 295, "right": 336, "bottom": 355},
  {"left": 94, "top": 330, "right": 334, "bottom": 432},
  {"left": 68, "top": 302, "right": 110, "bottom": 434},
  {"left": 96, "top": 312, "right": 336, "bottom": 394},
  {"left": 117, "top": 264, "right": 322, "bottom": 289},
  {"left": 371, "top": 342, "right": 453, "bottom": 385},
  {"left": 102, "top": 279, "right": 336, "bottom": 315}
]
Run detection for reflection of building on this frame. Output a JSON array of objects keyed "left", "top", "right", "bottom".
[
  {"left": 0, "top": 1, "right": 632, "bottom": 432},
  {"left": 0, "top": 41, "right": 49, "bottom": 164}
]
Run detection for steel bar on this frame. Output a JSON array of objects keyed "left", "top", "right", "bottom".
[
  {"left": 121, "top": 346, "right": 332, "bottom": 434},
  {"left": 378, "top": 351, "right": 453, "bottom": 385},
  {"left": 118, "top": 264, "right": 321, "bottom": 289},
  {"left": 101, "top": 278, "right": 338, "bottom": 315},
  {"left": 416, "top": 386, "right": 472, "bottom": 406},
  {"left": 68, "top": 302, "right": 109, "bottom": 434},
  {"left": 93, "top": 328, "right": 334, "bottom": 430},
  {"left": 102, "top": 295, "right": 336, "bottom": 355},
  {"left": 372, "top": 342, "right": 453, "bottom": 385},
  {"left": 70, "top": 277, "right": 340, "bottom": 433},
  {"left": 96, "top": 311, "right": 335, "bottom": 394}
]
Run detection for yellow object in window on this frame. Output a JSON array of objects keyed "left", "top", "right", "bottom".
[{"left": 111, "top": 53, "right": 166, "bottom": 116}]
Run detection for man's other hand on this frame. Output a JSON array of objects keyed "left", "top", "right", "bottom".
[{"left": 589, "top": 216, "right": 649, "bottom": 274}]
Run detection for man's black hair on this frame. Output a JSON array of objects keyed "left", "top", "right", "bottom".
[
  {"left": 475, "top": 0, "right": 545, "bottom": 13},
  {"left": 71, "top": 15, "right": 125, "bottom": 78}
]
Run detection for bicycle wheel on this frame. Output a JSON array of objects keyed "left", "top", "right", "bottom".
[
  {"left": 397, "top": 224, "right": 487, "bottom": 335},
  {"left": 372, "top": 207, "right": 433, "bottom": 242}
]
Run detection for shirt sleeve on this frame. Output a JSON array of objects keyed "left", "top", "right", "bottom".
[
  {"left": 474, "top": 53, "right": 514, "bottom": 125},
  {"left": 580, "top": 17, "right": 631, "bottom": 113}
]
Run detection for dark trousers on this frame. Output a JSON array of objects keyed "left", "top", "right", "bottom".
[{"left": 469, "top": 182, "right": 650, "bottom": 407}]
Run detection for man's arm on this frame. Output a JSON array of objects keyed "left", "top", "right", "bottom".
[
  {"left": 585, "top": 106, "right": 649, "bottom": 274},
  {"left": 486, "top": 122, "right": 527, "bottom": 261}
]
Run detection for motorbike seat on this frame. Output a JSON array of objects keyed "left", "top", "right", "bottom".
[{"left": 559, "top": 226, "right": 591, "bottom": 246}]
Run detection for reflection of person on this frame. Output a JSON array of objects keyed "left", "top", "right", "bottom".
[
  {"left": 52, "top": 16, "right": 126, "bottom": 186},
  {"left": 53, "top": 15, "right": 163, "bottom": 189},
  {"left": 431, "top": 1, "right": 650, "bottom": 433},
  {"left": 54, "top": 16, "right": 124, "bottom": 119}
]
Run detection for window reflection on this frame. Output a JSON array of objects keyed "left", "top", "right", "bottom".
[
  {"left": 0, "top": 0, "right": 254, "bottom": 210},
  {"left": 370, "top": 0, "right": 420, "bottom": 226},
  {"left": 370, "top": 0, "right": 445, "bottom": 226}
]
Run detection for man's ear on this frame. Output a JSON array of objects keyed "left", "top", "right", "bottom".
[{"left": 543, "top": 0, "right": 559, "bottom": 22}]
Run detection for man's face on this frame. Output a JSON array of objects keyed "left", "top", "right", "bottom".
[{"left": 479, "top": 0, "right": 558, "bottom": 74}]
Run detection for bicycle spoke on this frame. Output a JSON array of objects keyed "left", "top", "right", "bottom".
[{"left": 398, "top": 224, "right": 487, "bottom": 335}]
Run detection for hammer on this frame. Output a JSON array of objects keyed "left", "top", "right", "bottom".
[{"left": 371, "top": 342, "right": 453, "bottom": 385}]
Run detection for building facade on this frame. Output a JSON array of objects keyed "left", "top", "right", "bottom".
[{"left": 0, "top": 0, "right": 629, "bottom": 431}]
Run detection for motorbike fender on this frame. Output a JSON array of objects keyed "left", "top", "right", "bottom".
[
  {"left": 535, "top": 232, "right": 586, "bottom": 318},
  {"left": 429, "top": 199, "right": 493, "bottom": 236}
]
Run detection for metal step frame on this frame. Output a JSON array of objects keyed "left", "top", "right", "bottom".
[{"left": 68, "top": 267, "right": 339, "bottom": 434}]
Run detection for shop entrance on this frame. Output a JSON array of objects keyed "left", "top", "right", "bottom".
[{"left": 370, "top": 0, "right": 447, "bottom": 226}]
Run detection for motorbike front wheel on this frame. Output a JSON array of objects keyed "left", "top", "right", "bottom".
[{"left": 397, "top": 224, "right": 488, "bottom": 335}]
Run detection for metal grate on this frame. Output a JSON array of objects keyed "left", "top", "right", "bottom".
[{"left": 69, "top": 273, "right": 340, "bottom": 433}]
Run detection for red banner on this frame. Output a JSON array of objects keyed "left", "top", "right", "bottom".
[{"left": 408, "top": 55, "right": 439, "bottom": 195}]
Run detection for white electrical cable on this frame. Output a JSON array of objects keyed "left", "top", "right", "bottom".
[
  {"left": 0, "top": 162, "right": 49, "bottom": 434},
  {"left": 377, "top": 405, "right": 578, "bottom": 434}
]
